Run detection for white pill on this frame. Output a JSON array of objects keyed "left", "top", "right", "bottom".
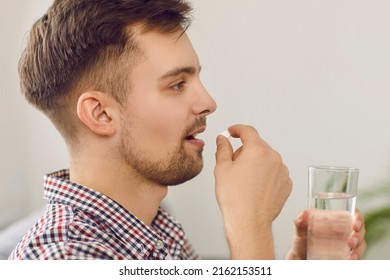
[{"left": 220, "top": 130, "right": 231, "bottom": 138}]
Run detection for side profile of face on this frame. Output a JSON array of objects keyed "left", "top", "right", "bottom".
[{"left": 117, "top": 28, "right": 217, "bottom": 187}]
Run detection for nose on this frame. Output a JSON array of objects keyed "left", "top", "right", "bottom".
[{"left": 193, "top": 80, "right": 217, "bottom": 117}]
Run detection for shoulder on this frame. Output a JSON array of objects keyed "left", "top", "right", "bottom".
[{"left": 8, "top": 205, "right": 125, "bottom": 260}]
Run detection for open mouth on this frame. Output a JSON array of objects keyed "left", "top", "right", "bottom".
[
  {"left": 184, "top": 127, "right": 206, "bottom": 148},
  {"left": 184, "top": 127, "right": 205, "bottom": 140},
  {"left": 185, "top": 133, "right": 199, "bottom": 141}
]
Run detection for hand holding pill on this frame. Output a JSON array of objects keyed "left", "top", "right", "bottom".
[{"left": 214, "top": 124, "right": 292, "bottom": 259}]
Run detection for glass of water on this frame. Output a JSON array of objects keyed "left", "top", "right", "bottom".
[{"left": 307, "top": 166, "right": 359, "bottom": 260}]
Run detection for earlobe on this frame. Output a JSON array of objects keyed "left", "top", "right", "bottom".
[{"left": 76, "top": 92, "right": 116, "bottom": 136}]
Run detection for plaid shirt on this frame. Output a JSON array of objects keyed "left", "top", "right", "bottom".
[{"left": 9, "top": 169, "right": 198, "bottom": 260}]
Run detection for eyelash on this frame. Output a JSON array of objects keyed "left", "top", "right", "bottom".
[{"left": 171, "top": 81, "right": 185, "bottom": 92}]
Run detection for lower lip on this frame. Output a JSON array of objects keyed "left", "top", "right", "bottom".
[{"left": 185, "top": 138, "right": 205, "bottom": 149}]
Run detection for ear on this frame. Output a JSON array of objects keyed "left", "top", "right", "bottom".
[{"left": 76, "top": 91, "right": 117, "bottom": 136}]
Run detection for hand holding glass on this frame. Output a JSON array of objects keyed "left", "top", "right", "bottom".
[{"left": 307, "top": 166, "right": 359, "bottom": 260}]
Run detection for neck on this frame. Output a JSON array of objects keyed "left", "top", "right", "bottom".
[{"left": 69, "top": 154, "right": 168, "bottom": 226}]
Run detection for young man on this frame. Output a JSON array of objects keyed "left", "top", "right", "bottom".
[{"left": 9, "top": 0, "right": 366, "bottom": 260}]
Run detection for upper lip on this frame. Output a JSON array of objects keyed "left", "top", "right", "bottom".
[{"left": 185, "top": 126, "right": 206, "bottom": 139}]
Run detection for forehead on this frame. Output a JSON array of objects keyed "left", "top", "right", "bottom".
[{"left": 131, "top": 27, "right": 200, "bottom": 73}]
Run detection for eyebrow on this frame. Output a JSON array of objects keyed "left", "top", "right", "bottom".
[{"left": 159, "top": 65, "right": 202, "bottom": 81}]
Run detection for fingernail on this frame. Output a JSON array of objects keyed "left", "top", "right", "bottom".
[
  {"left": 216, "top": 135, "right": 224, "bottom": 146},
  {"left": 354, "top": 220, "right": 363, "bottom": 231},
  {"left": 220, "top": 130, "right": 231, "bottom": 138}
]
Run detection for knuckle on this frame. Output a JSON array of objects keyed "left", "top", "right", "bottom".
[
  {"left": 261, "top": 149, "right": 283, "bottom": 167},
  {"left": 273, "top": 151, "right": 283, "bottom": 165},
  {"left": 244, "top": 124, "right": 255, "bottom": 131},
  {"left": 287, "top": 177, "right": 293, "bottom": 191},
  {"left": 249, "top": 143, "right": 268, "bottom": 158}
]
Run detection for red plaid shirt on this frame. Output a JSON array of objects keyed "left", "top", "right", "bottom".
[{"left": 9, "top": 169, "right": 198, "bottom": 260}]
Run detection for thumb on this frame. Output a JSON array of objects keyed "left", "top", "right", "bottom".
[
  {"left": 215, "top": 135, "right": 233, "bottom": 164},
  {"left": 294, "top": 210, "right": 309, "bottom": 238}
]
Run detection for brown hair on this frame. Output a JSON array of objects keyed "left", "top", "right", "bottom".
[{"left": 19, "top": 0, "right": 192, "bottom": 142}]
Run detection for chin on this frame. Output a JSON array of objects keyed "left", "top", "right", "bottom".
[{"left": 166, "top": 160, "right": 204, "bottom": 187}]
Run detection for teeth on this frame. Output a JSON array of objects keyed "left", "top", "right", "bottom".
[{"left": 186, "top": 133, "right": 199, "bottom": 140}]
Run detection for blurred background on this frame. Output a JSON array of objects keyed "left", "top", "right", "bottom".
[{"left": 1, "top": 0, "right": 389, "bottom": 259}]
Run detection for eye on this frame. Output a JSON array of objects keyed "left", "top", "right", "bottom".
[{"left": 171, "top": 81, "right": 185, "bottom": 92}]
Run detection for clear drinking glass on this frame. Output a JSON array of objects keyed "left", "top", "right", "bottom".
[{"left": 307, "top": 166, "right": 359, "bottom": 260}]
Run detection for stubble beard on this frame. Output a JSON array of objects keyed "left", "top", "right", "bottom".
[{"left": 119, "top": 128, "right": 204, "bottom": 187}]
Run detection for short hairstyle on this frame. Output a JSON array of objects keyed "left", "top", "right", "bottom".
[{"left": 19, "top": 0, "right": 192, "bottom": 142}]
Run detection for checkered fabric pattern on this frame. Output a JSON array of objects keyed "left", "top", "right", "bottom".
[{"left": 9, "top": 169, "right": 198, "bottom": 260}]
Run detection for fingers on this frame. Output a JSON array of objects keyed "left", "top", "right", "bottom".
[
  {"left": 228, "top": 124, "right": 271, "bottom": 148},
  {"left": 285, "top": 211, "right": 309, "bottom": 260},
  {"left": 288, "top": 208, "right": 367, "bottom": 260},
  {"left": 294, "top": 210, "right": 309, "bottom": 238},
  {"left": 352, "top": 208, "right": 364, "bottom": 232},
  {"left": 216, "top": 124, "right": 268, "bottom": 164},
  {"left": 232, "top": 146, "right": 243, "bottom": 161},
  {"left": 351, "top": 240, "right": 367, "bottom": 260},
  {"left": 228, "top": 124, "right": 260, "bottom": 143},
  {"left": 214, "top": 124, "right": 293, "bottom": 253},
  {"left": 348, "top": 231, "right": 367, "bottom": 260},
  {"left": 347, "top": 208, "right": 367, "bottom": 260},
  {"left": 215, "top": 135, "right": 233, "bottom": 164}
]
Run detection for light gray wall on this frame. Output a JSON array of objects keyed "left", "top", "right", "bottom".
[
  {"left": 0, "top": 0, "right": 69, "bottom": 226},
  {"left": 1, "top": 0, "right": 389, "bottom": 259}
]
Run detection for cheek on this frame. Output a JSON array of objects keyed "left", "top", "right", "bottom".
[
  {"left": 132, "top": 101, "right": 185, "bottom": 149},
  {"left": 148, "top": 118, "right": 178, "bottom": 144}
]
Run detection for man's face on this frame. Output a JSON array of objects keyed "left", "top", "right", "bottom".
[{"left": 118, "top": 28, "right": 217, "bottom": 186}]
